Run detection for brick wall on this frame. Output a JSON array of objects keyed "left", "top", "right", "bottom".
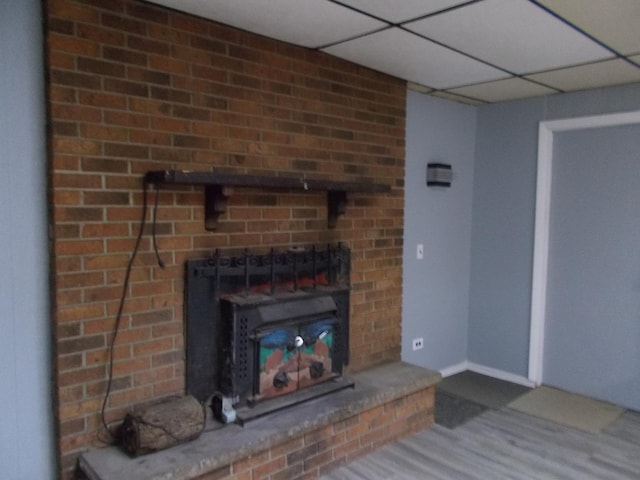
[{"left": 46, "top": 0, "right": 406, "bottom": 477}]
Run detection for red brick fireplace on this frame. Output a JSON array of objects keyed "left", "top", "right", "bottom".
[{"left": 46, "top": 1, "right": 433, "bottom": 478}]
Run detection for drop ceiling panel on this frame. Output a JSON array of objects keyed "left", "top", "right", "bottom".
[
  {"left": 448, "top": 77, "right": 558, "bottom": 103},
  {"left": 336, "top": 0, "right": 469, "bottom": 24},
  {"left": 146, "top": 0, "right": 386, "bottom": 48},
  {"left": 431, "top": 91, "right": 487, "bottom": 106},
  {"left": 526, "top": 59, "right": 640, "bottom": 92},
  {"left": 144, "top": 0, "right": 640, "bottom": 103},
  {"left": 538, "top": 0, "right": 640, "bottom": 55},
  {"left": 405, "top": 0, "right": 613, "bottom": 74},
  {"left": 323, "top": 28, "right": 508, "bottom": 90}
]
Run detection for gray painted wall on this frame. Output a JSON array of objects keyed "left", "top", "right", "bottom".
[
  {"left": 0, "top": 1, "right": 55, "bottom": 477},
  {"left": 467, "top": 97, "right": 546, "bottom": 375},
  {"left": 402, "top": 91, "right": 476, "bottom": 370},
  {"left": 544, "top": 124, "right": 640, "bottom": 409},
  {"left": 468, "top": 83, "right": 640, "bottom": 377}
]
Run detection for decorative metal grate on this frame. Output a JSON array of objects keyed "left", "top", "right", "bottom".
[{"left": 185, "top": 244, "right": 351, "bottom": 406}]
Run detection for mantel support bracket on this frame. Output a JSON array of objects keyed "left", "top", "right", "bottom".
[
  {"left": 205, "top": 185, "right": 232, "bottom": 231},
  {"left": 327, "top": 191, "right": 347, "bottom": 229}
]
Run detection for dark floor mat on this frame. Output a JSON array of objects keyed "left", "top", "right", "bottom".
[
  {"left": 437, "top": 370, "right": 531, "bottom": 409},
  {"left": 435, "top": 390, "right": 488, "bottom": 429}
]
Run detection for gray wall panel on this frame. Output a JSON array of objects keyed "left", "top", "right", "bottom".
[
  {"left": 544, "top": 124, "right": 640, "bottom": 409},
  {"left": 469, "top": 84, "right": 640, "bottom": 378},
  {"left": 402, "top": 91, "right": 476, "bottom": 370},
  {"left": 467, "top": 98, "right": 546, "bottom": 376},
  {"left": 0, "top": 1, "right": 54, "bottom": 477}
]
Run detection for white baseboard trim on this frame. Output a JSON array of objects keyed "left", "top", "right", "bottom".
[
  {"left": 439, "top": 361, "right": 536, "bottom": 388},
  {"left": 439, "top": 361, "right": 469, "bottom": 378},
  {"left": 467, "top": 362, "right": 536, "bottom": 387}
]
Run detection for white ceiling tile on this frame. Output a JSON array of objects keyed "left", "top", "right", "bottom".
[
  {"left": 526, "top": 59, "right": 640, "bottom": 92},
  {"left": 323, "top": 28, "right": 508, "bottom": 89},
  {"left": 447, "top": 77, "right": 558, "bottom": 103},
  {"left": 538, "top": 0, "right": 640, "bottom": 55},
  {"left": 407, "top": 81, "right": 433, "bottom": 94},
  {"left": 405, "top": 0, "right": 613, "bottom": 74},
  {"left": 430, "top": 91, "right": 487, "bottom": 106},
  {"left": 143, "top": 0, "right": 640, "bottom": 103},
  {"left": 336, "top": 0, "right": 468, "bottom": 24},
  {"left": 146, "top": 0, "right": 385, "bottom": 48}
]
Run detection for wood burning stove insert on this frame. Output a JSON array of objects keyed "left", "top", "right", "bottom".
[{"left": 185, "top": 245, "right": 352, "bottom": 424}]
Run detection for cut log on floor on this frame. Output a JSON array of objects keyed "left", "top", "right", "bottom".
[{"left": 120, "top": 395, "right": 206, "bottom": 456}]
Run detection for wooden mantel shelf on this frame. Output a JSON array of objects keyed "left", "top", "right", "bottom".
[{"left": 144, "top": 170, "right": 391, "bottom": 230}]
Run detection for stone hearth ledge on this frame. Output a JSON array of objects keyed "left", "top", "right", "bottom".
[{"left": 79, "top": 362, "right": 440, "bottom": 480}]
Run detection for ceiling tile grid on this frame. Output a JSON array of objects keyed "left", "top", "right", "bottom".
[
  {"left": 146, "top": 0, "right": 640, "bottom": 104},
  {"left": 536, "top": 0, "right": 640, "bottom": 55},
  {"left": 525, "top": 58, "right": 640, "bottom": 93},
  {"left": 448, "top": 77, "right": 558, "bottom": 103},
  {"left": 404, "top": 0, "right": 614, "bottom": 74},
  {"left": 323, "top": 27, "right": 509, "bottom": 90},
  {"left": 334, "top": 0, "right": 470, "bottom": 24},
  {"left": 147, "top": 0, "right": 387, "bottom": 48}
]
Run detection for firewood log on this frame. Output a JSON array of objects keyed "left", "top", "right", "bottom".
[{"left": 120, "top": 395, "right": 206, "bottom": 456}]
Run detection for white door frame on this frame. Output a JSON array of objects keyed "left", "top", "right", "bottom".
[{"left": 528, "top": 110, "right": 640, "bottom": 385}]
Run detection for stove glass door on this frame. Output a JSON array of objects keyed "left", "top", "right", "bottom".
[{"left": 256, "top": 317, "right": 337, "bottom": 402}]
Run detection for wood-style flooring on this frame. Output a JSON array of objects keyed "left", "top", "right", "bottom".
[{"left": 321, "top": 407, "right": 640, "bottom": 479}]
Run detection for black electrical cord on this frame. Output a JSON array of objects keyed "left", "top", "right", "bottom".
[
  {"left": 99, "top": 180, "right": 164, "bottom": 443},
  {"left": 152, "top": 185, "right": 165, "bottom": 269}
]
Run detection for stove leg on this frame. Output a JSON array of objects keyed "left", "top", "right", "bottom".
[{"left": 211, "top": 393, "right": 238, "bottom": 424}]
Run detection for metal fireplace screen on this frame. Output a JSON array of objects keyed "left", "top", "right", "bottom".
[{"left": 185, "top": 245, "right": 351, "bottom": 416}]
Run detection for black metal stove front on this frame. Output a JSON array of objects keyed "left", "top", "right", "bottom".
[{"left": 185, "top": 245, "right": 352, "bottom": 424}]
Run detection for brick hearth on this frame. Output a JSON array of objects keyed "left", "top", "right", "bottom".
[
  {"left": 46, "top": 0, "right": 408, "bottom": 478},
  {"left": 79, "top": 362, "right": 439, "bottom": 480}
]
